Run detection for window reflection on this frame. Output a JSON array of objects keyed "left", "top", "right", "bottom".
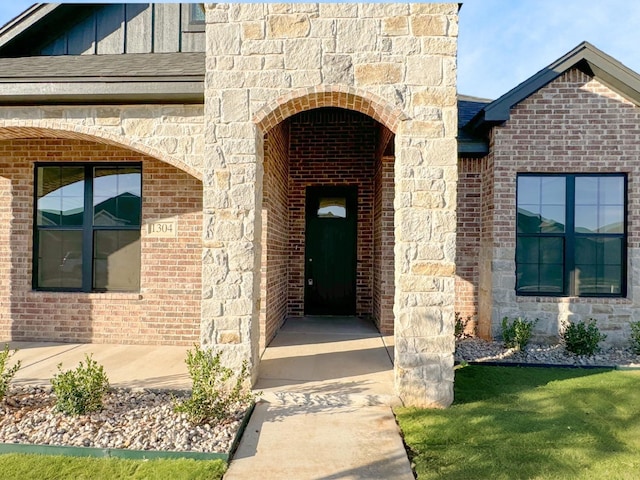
[
  {"left": 517, "top": 176, "right": 566, "bottom": 233},
  {"left": 93, "top": 167, "right": 141, "bottom": 226},
  {"left": 318, "top": 197, "right": 347, "bottom": 219},
  {"left": 94, "top": 230, "right": 141, "bottom": 291},
  {"left": 516, "top": 174, "right": 626, "bottom": 297},
  {"left": 37, "top": 230, "right": 83, "bottom": 289},
  {"left": 190, "top": 3, "right": 205, "bottom": 23},
  {"left": 575, "top": 176, "right": 624, "bottom": 233},
  {"left": 35, "top": 164, "right": 142, "bottom": 292},
  {"left": 37, "top": 166, "right": 85, "bottom": 226}
]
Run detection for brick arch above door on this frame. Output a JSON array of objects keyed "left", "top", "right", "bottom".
[{"left": 253, "top": 85, "right": 406, "bottom": 135}]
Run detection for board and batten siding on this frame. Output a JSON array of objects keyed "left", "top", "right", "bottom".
[{"left": 40, "top": 3, "right": 205, "bottom": 56}]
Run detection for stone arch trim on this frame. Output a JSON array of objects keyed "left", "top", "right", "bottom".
[
  {"left": 0, "top": 121, "right": 203, "bottom": 181},
  {"left": 254, "top": 85, "right": 407, "bottom": 134}
]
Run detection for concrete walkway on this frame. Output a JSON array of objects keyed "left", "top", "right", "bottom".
[{"left": 224, "top": 317, "right": 414, "bottom": 480}]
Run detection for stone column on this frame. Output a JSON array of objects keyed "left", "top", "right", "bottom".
[
  {"left": 393, "top": 132, "right": 457, "bottom": 408},
  {"left": 201, "top": 7, "right": 264, "bottom": 380},
  {"left": 200, "top": 2, "right": 459, "bottom": 405},
  {"left": 393, "top": 4, "right": 459, "bottom": 407}
]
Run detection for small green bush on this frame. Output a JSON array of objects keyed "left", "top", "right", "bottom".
[
  {"left": 0, "top": 344, "right": 21, "bottom": 401},
  {"left": 629, "top": 321, "right": 640, "bottom": 355},
  {"left": 501, "top": 316, "right": 537, "bottom": 350},
  {"left": 562, "top": 319, "right": 607, "bottom": 356},
  {"left": 455, "top": 312, "right": 473, "bottom": 339},
  {"left": 174, "top": 345, "right": 255, "bottom": 425},
  {"left": 51, "top": 354, "right": 110, "bottom": 415}
]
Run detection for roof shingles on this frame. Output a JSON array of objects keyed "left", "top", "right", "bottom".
[{"left": 0, "top": 52, "right": 205, "bottom": 81}]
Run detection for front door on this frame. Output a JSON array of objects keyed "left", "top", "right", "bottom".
[{"left": 304, "top": 186, "right": 357, "bottom": 315}]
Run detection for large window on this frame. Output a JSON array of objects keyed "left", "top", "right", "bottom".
[
  {"left": 34, "top": 164, "right": 142, "bottom": 292},
  {"left": 516, "top": 174, "right": 626, "bottom": 297}
]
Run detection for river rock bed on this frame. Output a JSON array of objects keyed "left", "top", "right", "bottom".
[
  {"left": 456, "top": 337, "right": 640, "bottom": 367},
  {"left": 0, "top": 387, "right": 249, "bottom": 453}
]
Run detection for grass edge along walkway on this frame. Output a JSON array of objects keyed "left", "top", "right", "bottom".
[
  {"left": 396, "top": 365, "right": 640, "bottom": 480},
  {"left": 0, "top": 454, "right": 226, "bottom": 480}
]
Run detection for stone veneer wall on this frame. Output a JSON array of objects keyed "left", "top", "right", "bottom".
[
  {"left": 204, "top": 3, "right": 459, "bottom": 407},
  {"left": 481, "top": 68, "right": 640, "bottom": 345},
  {"left": 0, "top": 105, "right": 204, "bottom": 179},
  {"left": 0, "top": 138, "right": 202, "bottom": 344}
]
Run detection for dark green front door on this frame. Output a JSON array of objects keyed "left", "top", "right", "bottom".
[{"left": 304, "top": 186, "right": 357, "bottom": 315}]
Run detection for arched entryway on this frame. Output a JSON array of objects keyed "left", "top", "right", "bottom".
[{"left": 257, "top": 90, "right": 398, "bottom": 355}]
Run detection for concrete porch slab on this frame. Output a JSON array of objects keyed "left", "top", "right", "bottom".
[
  {"left": 2, "top": 341, "right": 190, "bottom": 390},
  {"left": 255, "top": 316, "right": 397, "bottom": 406}
]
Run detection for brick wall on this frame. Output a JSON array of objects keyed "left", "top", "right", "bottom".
[
  {"left": 288, "top": 108, "right": 377, "bottom": 318},
  {"left": 261, "top": 121, "right": 290, "bottom": 349},
  {"left": 0, "top": 138, "right": 202, "bottom": 345},
  {"left": 373, "top": 154, "right": 395, "bottom": 334},
  {"left": 482, "top": 68, "right": 640, "bottom": 344},
  {"left": 455, "top": 157, "right": 481, "bottom": 333}
]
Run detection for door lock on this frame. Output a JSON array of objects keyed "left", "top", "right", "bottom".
[{"left": 307, "top": 279, "right": 313, "bottom": 286}]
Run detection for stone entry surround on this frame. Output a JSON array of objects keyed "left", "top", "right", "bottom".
[{"left": 202, "top": 4, "right": 459, "bottom": 408}]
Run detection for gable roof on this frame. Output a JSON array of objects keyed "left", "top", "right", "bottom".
[
  {"left": 466, "top": 41, "right": 640, "bottom": 135},
  {"left": 0, "top": 4, "right": 69, "bottom": 55}
]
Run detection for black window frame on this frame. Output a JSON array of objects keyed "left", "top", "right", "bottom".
[
  {"left": 516, "top": 173, "right": 627, "bottom": 298},
  {"left": 33, "top": 162, "right": 143, "bottom": 293}
]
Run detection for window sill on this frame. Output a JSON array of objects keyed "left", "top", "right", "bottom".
[
  {"left": 516, "top": 295, "right": 631, "bottom": 305},
  {"left": 30, "top": 291, "right": 143, "bottom": 301}
]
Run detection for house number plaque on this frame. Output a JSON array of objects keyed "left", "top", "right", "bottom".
[{"left": 147, "top": 220, "right": 177, "bottom": 238}]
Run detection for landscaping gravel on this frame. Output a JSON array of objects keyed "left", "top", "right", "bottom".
[
  {"left": 2, "top": 339, "right": 637, "bottom": 454},
  {"left": 456, "top": 337, "right": 640, "bottom": 367},
  {"left": 0, "top": 387, "right": 249, "bottom": 453}
]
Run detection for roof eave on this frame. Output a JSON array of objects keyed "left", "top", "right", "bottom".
[
  {"left": 0, "top": 80, "right": 204, "bottom": 105},
  {"left": 457, "top": 139, "right": 489, "bottom": 157}
]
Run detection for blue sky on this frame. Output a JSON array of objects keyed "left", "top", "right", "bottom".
[
  {"left": 1, "top": 1, "right": 639, "bottom": 100},
  {"left": 459, "top": 0, "right": 640, "bottom": 99}
]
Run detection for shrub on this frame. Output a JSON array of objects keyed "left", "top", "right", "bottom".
[
  {"left": 455, "top": 312, "right": 473, "bottom": 340},
  {"left": 174, "top": 345, "right": 255, "bottom": 425},
  {"left": 629, "top": 321, "right": 640, "bottom": 355},
  {"left": 501, "top": 316, "right": 537, "bottom": 351},
  {"left": 0, "top": 344, "right": 21, "bottom": 401},
  {"left": 51, "top": 354, "right": 110, "bottom": 415},
  {"left": 562, "top": 319, "right": 607, "bottom": 356}
]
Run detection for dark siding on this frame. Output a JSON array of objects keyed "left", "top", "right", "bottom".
[{"left": 36, "top": 3, "right": 204, "bottom": 56}]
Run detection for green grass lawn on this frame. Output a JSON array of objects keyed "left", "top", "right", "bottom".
[
  {"left": 396, "top": 366, "right": 640, "bottom": 480},
  {"left": 0, "top": 454, "right": 226, "bottom": 480}
]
